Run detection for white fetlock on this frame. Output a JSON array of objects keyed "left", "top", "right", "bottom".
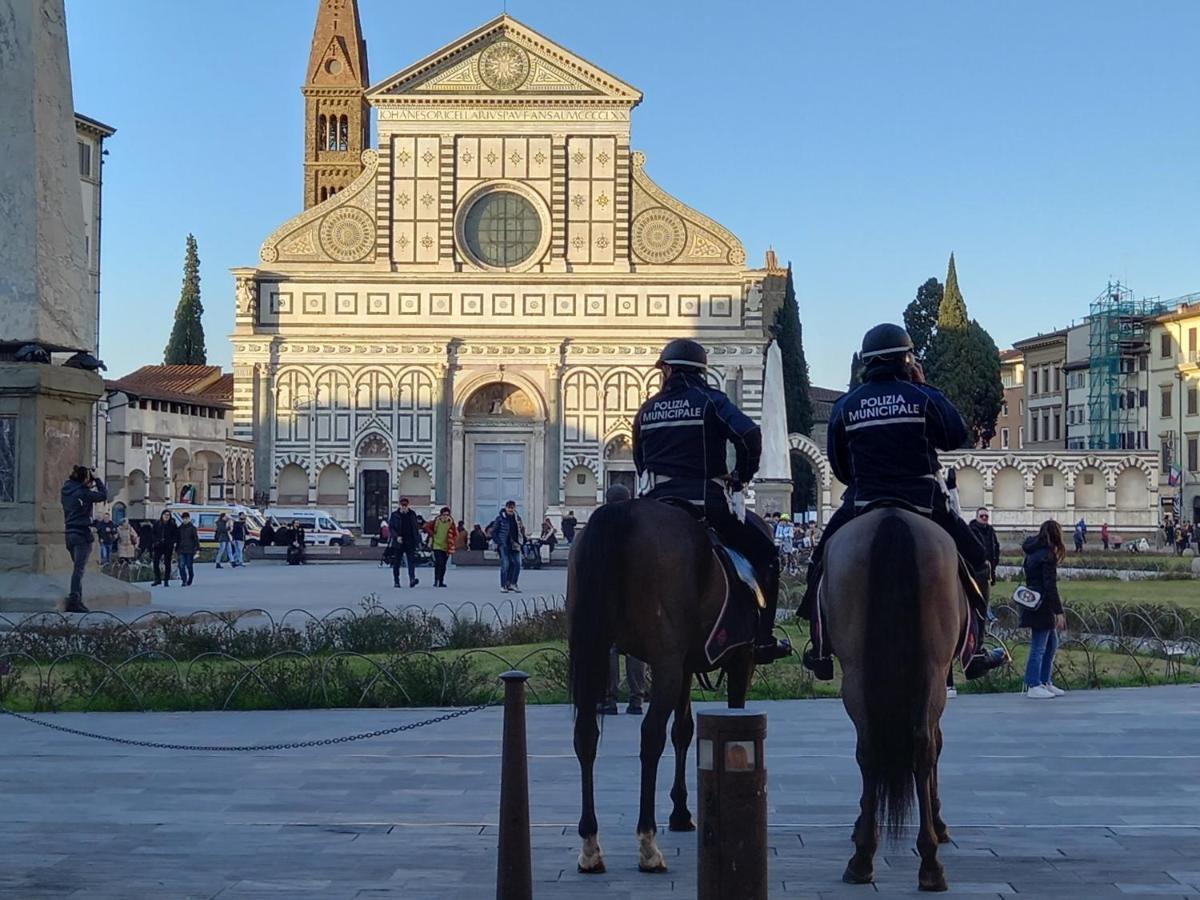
[
  {"left": 637, "top": 831, "right": 668, "bottom": 873},
  {"left": 578, "top": 835, "right": 605, "bottom": 873}
]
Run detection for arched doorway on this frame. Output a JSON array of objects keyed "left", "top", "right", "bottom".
[
  {"left": 356, "top": 432, "right": 391, "bottom": 534},
  {"left": 603, "top": 434, "right": 636, "bottom": 497}
]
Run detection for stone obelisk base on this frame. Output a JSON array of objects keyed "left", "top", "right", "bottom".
[
  {"left": 0, "top": 364, "right": 149, "bottom": 612},
  {"left": 752, "top": 478, "right": 794, "bottom": 518}
]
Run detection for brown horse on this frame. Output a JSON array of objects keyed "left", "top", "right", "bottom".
[
  {"left": 567, "top": 498, "right": 762, "bottom": 874},
  {"left": 824, "top": 507, "right": 965, "bottom": 893}
]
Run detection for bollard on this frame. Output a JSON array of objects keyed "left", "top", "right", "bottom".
[
  {"left": 496, "top": 670, "right": 532, "bottom": 900},
  {"left": 697, "top": 709, "right": 768, "bottom": 900}
]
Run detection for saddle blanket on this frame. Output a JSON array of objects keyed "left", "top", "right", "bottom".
[{"left": 703, "top": 545, "right": 762, "bottom": 666}]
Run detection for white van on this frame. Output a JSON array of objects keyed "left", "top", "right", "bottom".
[
  {"left": 265, "top": 508, "right": 355, "bottom": 547},
  {"left": 165, "top": 504, "right": 267, "bottom": 547}
]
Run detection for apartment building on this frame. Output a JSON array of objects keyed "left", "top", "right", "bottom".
[
  {"left": 1151, "top": 303, "right": 1200, "bottom": 522},
  {"left": 1013, "top": 330, "right": 1067, "bottom": 450},
  {"left": 994, "top": 349, "right": 1025, "bottom": 450},
  {"left": 1063, "top": 323, "right": 1090, "bottom": 449}
]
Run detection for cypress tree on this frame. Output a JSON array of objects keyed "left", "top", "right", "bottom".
[
  {"left": 926, "top": 254, "right": 1004, "bottom": 446},
  {"left": 164, "top": 234, "right": 207, "bottom": 365},
  {"left": 773, "top": 265, "right": 815, "bottom": 512}
]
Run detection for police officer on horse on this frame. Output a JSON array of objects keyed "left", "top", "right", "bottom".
[
  {"left": 799, "top": 323, "right": 1009, "bottom": 680},
  {"left": 633, "top": 338, "right": 791, "bottom": 663}
]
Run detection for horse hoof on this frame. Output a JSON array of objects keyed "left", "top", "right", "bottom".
[
  {"left": 638, "top": 860, "right": 669, "bottom": 874},
  {"left": 668, "top": 814, "right": 696, "bottom": 832},
  {"left": 842, "top": 865, "right": 873, "bottom": 885},
  {"left": 919, "top": 871, "right": 949, "bottom": 892},
  {"left": 577, "top": 860, "right": 606, "bottom": 875}
]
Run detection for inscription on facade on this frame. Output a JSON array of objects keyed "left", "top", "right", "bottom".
[{"left": 380, "top": 108, "right": 631, "bottom": 122}]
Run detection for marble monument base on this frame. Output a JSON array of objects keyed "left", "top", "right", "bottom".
[
  {"left": 0, "top": 363, "right": 149, "bottom": 612},
  {"left": 752, "top": 478, "right": 794, "bottom": 518}
]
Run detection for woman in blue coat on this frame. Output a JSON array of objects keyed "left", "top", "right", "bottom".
[{"left": 1021, "top": 520, "right": 1067, "bottom": 699}]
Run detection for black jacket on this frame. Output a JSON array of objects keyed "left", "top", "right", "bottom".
[
  {"left": 468, "top": 528, "right": 488, "bottom": 551},
  {"left": 231, "top": 520, "right": 247, "bottom": 541},
  {"left": 176, "top": 522, "right": 200, "bottom": 555},
  {"left": 1020, "top": 536, "right": 1063, "bottom": 630},
  {"left": 969, "top": 519, "right": 1001, "bottom": 568},
  {"left": 633, "top": 371, "right": 761, "bottom": 494},
  {"left": 388, "top": 508, "right": 421, "bottom": 548},
  {"left": 827, "top": 372, "right": 966, "bottom": 512},
  {"left": 151, "top": 518, "right": 179, "bottom": 551},
  {"left": 61, "top": 478, "right": 107, "bottom": 538}
]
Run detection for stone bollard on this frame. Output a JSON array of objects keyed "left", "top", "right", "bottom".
[
  {"left": 697, "top": 709, "right": 768, "bottom": 900},
  {"left": 496, "top": 670, "right": 532, "bottom": 900}
]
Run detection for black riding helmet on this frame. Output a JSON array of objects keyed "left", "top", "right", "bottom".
[
  {"left": 860, "top": 323, "right": 914, "bottom": 361},
  {"left": 656, "top": 338, "right": 708, "bottom": 371}
]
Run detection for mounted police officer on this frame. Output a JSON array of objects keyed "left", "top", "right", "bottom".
[
  {"left": 633, "top": 338, "right": 791, "bottom": 663},
  {"left": 798, "top": 324, "right": 1009, "bottom": 680}
]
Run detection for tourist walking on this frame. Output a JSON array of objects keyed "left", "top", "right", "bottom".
[
  {"left": 137, "top": 520, "right": 154, "bottom": 561},
  {"left": 176, "top": 512, "right": 200, "bottom": 587},
  {"left": 60, "top": 465, "right": 107, "bottom": 613},
  {"left": 95, "top": 512, "right": 117, "bottom": 565},
  {"left": 491, "top": 500, "right": 525, "bottom": 592},
  {"left": 1101, "top": 522, "right": 1110, "bottom": 551},
  {"left": 231, "top": 513, "right": 248, "bottom": 567},
  {"left": 114, "top": 519, "right": 139, "bottom": 570},
  {"left": 1021, "top": 520, "right": 1067, "bottom": 699},
  {"left": 968, "top": 507, "right": 1001, "bottom": 587},
  {"left": 214, "top": 512, "right": 233, "bottom": 568},
  {"left": 388, "top": 498, "right": 421, "bottom": 587},
  {"left": 150, "top": 509, "right": 179, "bottom": 587},
  {"left": 424, "top": 506, "right": 458, "bottom": 588},
  {"left": 562, "top": 510, "right": 578, "bottom": 544},
  {"left": 1074, "top": 517, "right": 1087, "bottom": 552}
]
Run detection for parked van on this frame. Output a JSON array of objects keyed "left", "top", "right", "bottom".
[
  {"left": 265, "top": 508, "right": 355, "bottom": 547},
  {"left": 165, "top": 504, "right": 267, "bottom": 547}
]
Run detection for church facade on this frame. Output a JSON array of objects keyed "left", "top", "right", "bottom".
[{"left": 232, "top": 5, "right": 778, "bottom": 533}]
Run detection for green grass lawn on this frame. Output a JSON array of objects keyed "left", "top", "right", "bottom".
[{"left": 998, "top": 578, "right": 1200, "bottom": 610}]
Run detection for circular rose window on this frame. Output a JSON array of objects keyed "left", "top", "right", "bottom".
[{"left": 462, "top": 191, "right": 542, "bottom": 268}]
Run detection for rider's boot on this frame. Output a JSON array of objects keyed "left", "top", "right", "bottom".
[
  {"left": 798, "top": 559, "right": 835, "bottom": 681},
  {"left": 963, "top": 564, "right": 1008, "bottom": 680},
  {"left": 754, "top": 558, "right": 793, "bottom": 664}
]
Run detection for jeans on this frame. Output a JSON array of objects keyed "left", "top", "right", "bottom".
[
  {"left": 65, "top": 532, "right": 92, "bottom": 601},
  {"left": 232, "top": 540, "right": 245, "bottom": 565},
  {"left": 215, "top": 540, "right": 233, "bottom": 565},
  {"left": 1024, "top": 627, "right": 1059, "bottom": 688},
  {"left": 498, "top": 545, "right": 521, "bottom": 588},
  {"left": 178, "top": 553, "right": 195, "bottom": 585},
  {"left": 432, "top": 549, "right": 449, "bottom": 585},
  {"left": 606, "top": 647, "right": 648, "bottom": 706},
  {"left": 153, "top": 547, "right": 173, "bottom": 584},
  {"left": 391, "top": 545, "right": 418, "bottom": 585},
  {"left": 99, "top": 541, "right": 112, "bottom": 564}
]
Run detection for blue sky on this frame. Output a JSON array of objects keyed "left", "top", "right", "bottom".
[{"left": 67, "top": 0, "right": 1200, "bottom": 390}]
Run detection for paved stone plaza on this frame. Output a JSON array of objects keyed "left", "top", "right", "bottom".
[{"left": 2, "top": 686, "right": 1199, "bottom": 898}]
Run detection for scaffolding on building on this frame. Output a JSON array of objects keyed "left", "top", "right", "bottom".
[{"left": 1086, "top": 282, "right": 1169, "bottom": 450}]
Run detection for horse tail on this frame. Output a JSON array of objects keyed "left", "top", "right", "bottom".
[
  {"left": 567, "top": 500, "right": 632, "bottom": 721},
  {"left": 863, "top": 510, "right": 924, "bottom": 838}
]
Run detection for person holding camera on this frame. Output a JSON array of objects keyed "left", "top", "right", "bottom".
[{"left": 60, "top": 465, "right": 108, "bottom": 613}]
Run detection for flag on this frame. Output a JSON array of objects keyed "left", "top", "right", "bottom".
[{"left": 1168, "top": 466, "right": 1183, "bottom": 487}]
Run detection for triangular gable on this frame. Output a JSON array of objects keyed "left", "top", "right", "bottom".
[
  {"left": 309, "top": 35, "right": 361, "bottom": 86},
  {"left": 367, "top": 14, "right": 642, "bottom": 104}
]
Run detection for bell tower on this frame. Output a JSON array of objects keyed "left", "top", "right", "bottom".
[{"left": 302, "top": 0, "right": 370, "bottom": 209}]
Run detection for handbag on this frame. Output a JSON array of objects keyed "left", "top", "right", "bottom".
[{"left": 1011, "top": 584, "right": 1043, "bottom": 611}]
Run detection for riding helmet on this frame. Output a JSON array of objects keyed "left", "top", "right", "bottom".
[
  {"left": 657, "top": 338, "right": 708, "bottom": 370},
  {"left": 860, "top": 323, "right": 914, "bottom": 361}
]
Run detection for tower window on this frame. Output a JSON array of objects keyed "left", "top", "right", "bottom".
[
  {"left": 318, "top": 115, "right": 327, "bottom": 151},
  {"left": 320, "top": 186, "right": 328, "bottom": 202},
  {"left": 327, "top": 114, "right": 338, "bottom": 151},
  {"left": 339, "top": 115, "right": 349, "bottom": 151}
]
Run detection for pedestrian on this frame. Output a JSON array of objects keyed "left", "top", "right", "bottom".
[
  {"left": 490, "top": 500, "right": 525, "bottom": 593},
  {"left": 1101, "top": 522, "right": 1110, "bottom": 551},
  {"left": 60, "top": 464, "right": 107, "bottom": 612},
  {"left": 600, "top": 646, "right": 648, "bottom": 716},
  {"left": 377, "top": 517, "right": 390, "bottom": 546},
  {"left": 468, "top": 523, "right": 488, "bottom": 551},
  {"left": 214, "top": 512, "right": 233, "bottom": 568},
  {"left": 287, "top": 524, "right": 308, "bottom": 565},
  {"left": 539, "top": 516, "right": 558, "bottom": 560},
  {"left": 968, "top": 507, "right": 1001, "bottom": 587},
  {"left": 1020, "top": 519, "right": 1067, "bottom": 700},
  {"left": 150, "top": 509, "right": 179, "bottom": 587},
  {"left": 176, "top": 511, "right": 200, "bottom": 587},
  {"left": 387, "top": 498, "right": 421, "bottom": 588},
  {"left": 259, "top": 519, "right": 275, "bottom": 550},
  {"left": 1177, "top": 523, "right": 1188, "bottom": 556},
  {"left": 562, "top": 510, "right": 578, "bottom": 544},
  {"left": 1072, "top": 519, "right": 1084, "bottom": 553},
  {"left": 424, "top": 506, "right": 458, "bottom": 588},
  {"left": 137, "top": 520, "right": 154, "bottom": 561},
  {"left": 231, "top": 512, "right": 248, "bottom": 567},
  {"left": 114, "top": 518, "right": 139, "bottom": 569},
  {"left": 95, "top": 512, "right": 117, "bottom": 565},
  {"left": 454, "top": 520, "right": 468, "bottom": 552}
]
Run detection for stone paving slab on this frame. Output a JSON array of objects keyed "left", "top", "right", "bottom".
[{"left": 1, "top": 686, "right": 1199, "bottom": 897}]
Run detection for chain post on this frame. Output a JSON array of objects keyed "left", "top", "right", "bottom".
[{"left": 496, "top": 670, "right": 532, "bottom": 900}]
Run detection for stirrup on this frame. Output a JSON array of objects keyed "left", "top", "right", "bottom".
[
  {"left": 755, "top": 637, "right": 793, "bottom": 664},
  {"left": 801, "top": 647, "right": 835, "bottom": 681},
  {"left": 964, "top": 647, "right": 1009, "bottom": 680}
]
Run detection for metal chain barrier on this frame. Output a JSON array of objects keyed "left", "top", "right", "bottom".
[{"left": 0, "top": 700, "right": 495, "bottom": 752}]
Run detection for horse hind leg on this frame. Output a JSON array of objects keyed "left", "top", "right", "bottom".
[
  {"left": 932, "top": 722, "right": 950, "bottom": 844},
  {"left": 843, "top": 742, "right": 879, "bottom": 885},
  {"left": 668, "top": 680, "right": 696, "bottom": 832},
  {"left": 915, "top": 728, "right": 948, "bottom": 892},
  {"left": 574, "top": 709, "right": 605, "bottom": 874},
  {"left": 636, "top": 666, "right": 682, "bottom": 873}
]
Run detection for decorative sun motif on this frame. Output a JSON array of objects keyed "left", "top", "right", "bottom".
[
  {"left": 461, "top": 150, "right": 474, "bottom": 164},
  {"left": 632, "top": 208, "right": 687, "bottom": 264},
  {"left": 597, "top": 151, "right": 610, "bottom": 165},
  {"left": 570, "top": 235, "right": 585, "bottom": 250},
  {"left": 478, "top": 40, "right": 531, "bottom": 92},
  {"left": 571, "top": 194, "right": 586, "bottom": 209},
  {"left": 422, "top": 150, "right": 436, "bottom": 165},
  {"left": 420, "top": 192, "right": 435, "bottom": 208},
  {"left": 572, "top": 150, "right": 586, "bottom": 165},
  {"left": 396, "top": 192, "right": 410, "bottom": 207},
  {"left": 533, "top": 151, "right": 547, "bottom": 165},
  {"left": 420, "top": 233, "right": 435, "bottom": 249},
  {"left": 510, "top": 151, "right": 523, "bottom": 165},
  {"left": 397, "top": 150, "right": 411, "bottom": 164},
  {"left": 596, "top": 193, "right": 610, "bottom": 208},
  {"left": 594, "top": 234, "right": 610, "bottom": 250},
  {"left": 319, "top": 207, "right": 374, "bottom": 262},
  {"left": 486, "top": 151, "right": 498, "bottom": 165}
]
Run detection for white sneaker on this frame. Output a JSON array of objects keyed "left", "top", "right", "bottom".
[
  {"left": 1042, "top": 683, "right": 1066, "bottom": 697},
  {"left": 1026, "top": 685, "right": 1055, "bottom": 699},
  {"left": 946, "top": 686, "right": 958, "bottom": 699}
]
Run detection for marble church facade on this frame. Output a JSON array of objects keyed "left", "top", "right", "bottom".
[{"left": 232, "top": 7, "right": 777, "bottom": 533}]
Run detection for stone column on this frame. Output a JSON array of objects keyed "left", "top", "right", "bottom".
[
  {"left": 0, "top": 0, "right": 146, "bottom": 609},
  {"left": 544, "top": 362, "right": 563, "bottom": 510},
  {"left": 433, "top": 361, "right": 450, "bottom": 505}
]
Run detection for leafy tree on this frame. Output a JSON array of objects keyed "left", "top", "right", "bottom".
[
  {"left": 925, "top": 254, "right": 1004, "bottom": 446},
  {"left": 164, "top": 234, "right": 206, "bottom": 365},
  {"left": 903, "top": 277, "right": 943, "bottom": 361},
  {"left": 772, "top": 265, "right": 815, "bottom": 512}
]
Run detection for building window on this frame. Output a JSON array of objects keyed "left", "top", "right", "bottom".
[
  {"left": 1162, "top": 438, "right": 1173, "bottom": 471},
  {"left": 1053, "top": 368, "right": 1060, "bottom": 392},
  {"left": 462, "top": 190, "right": 543, "bottom": 268},
  {"left": 1031, "top": 370, "right": 1039, "bottom": 394},
  {"left": 327, "top": 113, "right": 338, "bottom": 151},
  {"left": 1188, "top": 386, "right": 1198, "bottom": 417},
  {"left": 1001, "top": 427, "right": 1010, "bottom": 449},
  {"left": 1190, "top": 327, "right": 1198, "bottom": 359},
  {"left": 1139, "top": 354, "right": 1148, "bottom": 371},
  {"left": 130, "top": 431, "right": 143, "bottom": 448},
  {"left": 1018, "top": 399, "right": 1024, "bottom": 415},
  {"left": 1018, "top": 426, "right": 1025, "bottom": 448},
  {"left": 1189, "top": 437, "right": 1199, "bottom": 473},
  {"left": 77, "top": 141, "right": 91, "bottom": 177},
  {"left": 338, "top": 115, "right": 349, "bottom": 151},
  {"left": 1042, "top": 472, "right": 1054, "bottom": 487},
  {"left": 1001, "top": 401, "right": 1008, "bottom": 417},
  {"left": 1161, "top": 386, "right": 1173, "bottom": 418},
  {"left": 1052, "top": 411, "right": 1061, "bottom": 441},
  {"left": 318, "top": 114, "right": 327, "bottom": 151},
  {"left": 1161, "top": 333, "right": 1172, "bottom": 358},
  {"left": 1139, "top": 389, "right": 1148, "bottom": 408}
]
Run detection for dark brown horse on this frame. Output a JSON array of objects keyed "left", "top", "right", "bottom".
[
  {"left": 824, "top": 507, "right": 965, "bottom": 892},
  {"left": 567, "top": 498, "right": 762, "bottom": 874}
]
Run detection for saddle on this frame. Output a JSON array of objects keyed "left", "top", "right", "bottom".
[{"left": 655, "top": 497, "right": 765, "bottom": 666}]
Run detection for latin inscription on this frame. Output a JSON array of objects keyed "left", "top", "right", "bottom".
[{"left": 380, "top": 108, "right": 630, "bottom": 122}]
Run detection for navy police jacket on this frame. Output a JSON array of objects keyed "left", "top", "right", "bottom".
[
  {"left": 827, "top": 373, "right": 966, "bottom": 512},
  {"left": 633, "top": 372, "right": 762, "bottom": 494}
]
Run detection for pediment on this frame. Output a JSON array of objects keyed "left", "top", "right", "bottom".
[
  {"left": 367, "top": 15, "right": 642, "bottom": 104},
  {"left": 309, "top": 35, "right": 362, "bottom": 86}
]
